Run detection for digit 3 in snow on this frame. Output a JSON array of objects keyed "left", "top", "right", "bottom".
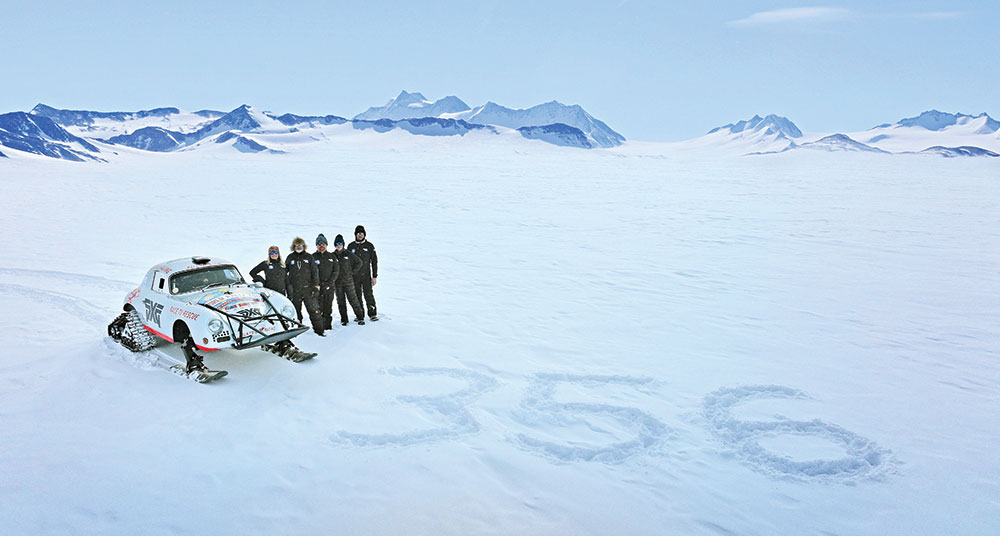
[{"left": 328, "top": 367, "right": 498, "bottom": 448}]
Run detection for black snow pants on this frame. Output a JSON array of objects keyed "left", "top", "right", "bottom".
[
  {"left": 336, "top": 281, "right": 364, "bottom": 323},
  {"left": 290, "top": 287, "right": 324, "bottom": 332},
  {"left": 318, "top": 287, "right": 336, "bottom": 330},
  {"left": 354, "top": 276, "right": 377, "bottom": 318}
]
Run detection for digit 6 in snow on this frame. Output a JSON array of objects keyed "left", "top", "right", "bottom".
[{"left": 702, "top": 386, "right": 897, "bottom": 483}]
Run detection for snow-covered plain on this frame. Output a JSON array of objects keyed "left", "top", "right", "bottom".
[{"left": 1, "top": 133, "right": 998, "bottom": 535}]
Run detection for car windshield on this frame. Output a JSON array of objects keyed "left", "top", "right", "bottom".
[{"left": 170, "top": 265, "right": 245, "bottom": 295}]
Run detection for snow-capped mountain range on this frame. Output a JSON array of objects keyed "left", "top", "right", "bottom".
[
  {"left": 353, "top": 90, "right": 472, "bottom": 121},
  {"left": 695, "top": 110, "right": 999, "bottom": 157},
  {"left": 355, "top": 91, "right": 625, "bottom": 148},
  {"left": 0, "top": 92, "right": 623, "bottom": 161},
  {"left": 1, "top": 95, "right": 998, "bottom": 162}
]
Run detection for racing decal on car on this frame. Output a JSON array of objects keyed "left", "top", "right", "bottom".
[
  {"left": 169, "top": 306, "right": 200, "bottom": 320},
  {"left": 143, "top": 298, "right": 164, "bottom": 327},
  {"left": 199, "top": 290, "right": 265, "bottom": 313},
  {"left": 126, "top": 288, "right": 139, "bottom": 304},
  {"left": 237, "top": 309, "right": 262, "bottom": 319}
]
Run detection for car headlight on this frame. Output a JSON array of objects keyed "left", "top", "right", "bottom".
[
  {"left": 209, "top": 319, "right": 224, "bottom": 333},
  {"left": 281, "top": 305, "right": 295, "bottom": 318}
]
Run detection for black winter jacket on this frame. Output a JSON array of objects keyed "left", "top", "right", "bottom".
[
  {"left": 249, "top": 259, "right": 288, "bottom": 294},
  {"left": 313, "top": 250, "right": 340, "bottom": 289},
  {"left": 333, "top": 248, "right": 363, "bottom": 285},
  {"left": 285, "top": 251, "right": 319, "bottom": 289},
  {"left": 349, "top": 239, "right": 378, "bottom": 279}
]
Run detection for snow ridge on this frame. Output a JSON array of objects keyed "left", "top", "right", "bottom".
[
  {"left": 517, "top": 123, "right": 593, "bottom": 148},
  {"left": 30, "top": 103, "right": 182, "bottom": 126},
  {"left": 448, "top": 100, "right": 625, "bottom": 148},
  {"left": 912, "top": 146, "right": 1000, "bottom": 158},
  {"left": 0, "top": 111, "right": 103, "bottom": 161},
  {"left": 793, "top": 134, "right": 890, "bottom": 153},
  {"left": 353, "top": 92, "right": 623, "bottom": 148},
  {"left": 707, "top": 114, "right": 803, "bottom": 139},
  {"left": 354, "top": 90, "right": 472, "bottom": 121},
  {"left": 104, "top": 105, "right": 285, "bottom": 153},
  {"left": 877, "top": 110, "right": 1000, "bottom": 132}
]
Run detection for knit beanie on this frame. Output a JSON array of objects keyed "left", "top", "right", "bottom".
[
  {"left": 316, "top": 233, "right": 328, "bottom": 246},
  {"left": 355, "top": 225, "right": 366, "bottom": 236},
  {"left": 334, "top": 234, "right": 345, "bottom": 246}
]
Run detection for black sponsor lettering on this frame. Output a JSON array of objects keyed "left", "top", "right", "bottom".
[{"left": 143, "top": 298, "right": 164, "bottom": 327}]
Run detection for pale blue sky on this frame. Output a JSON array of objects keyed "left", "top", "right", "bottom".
[{"left": 1, "top": 0, "right": 996, "bottom": 141}]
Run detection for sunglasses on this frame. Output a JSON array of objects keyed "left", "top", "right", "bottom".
[{"left": 269, "top": 250, "right": 279, "bottom": 254}]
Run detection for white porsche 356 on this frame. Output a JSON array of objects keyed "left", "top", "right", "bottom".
[{"left": 108, "top": 256, "right": 314, "bottom": 381}]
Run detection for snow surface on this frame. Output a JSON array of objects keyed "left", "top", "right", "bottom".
[{"left": 1, "top": 137, "right": 999, "bottom": 535}]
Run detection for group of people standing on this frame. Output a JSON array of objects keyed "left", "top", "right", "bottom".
[{"left": 250, "top": 225, "right": 378, "bottom": 336}]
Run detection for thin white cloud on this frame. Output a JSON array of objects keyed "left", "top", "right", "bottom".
[
  {"left": 727, "top": 7, "right": 966, "bottom": 27},
  {"left": 727, "top": 7, "right": 852, "bottom": 26},
  {"left": 906, "top": 11, "right": 963, "bottom": 20}
]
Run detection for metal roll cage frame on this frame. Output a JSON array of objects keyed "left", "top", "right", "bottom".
[{"left": 198, "top": 291, "right": 308, "bottom": 349}]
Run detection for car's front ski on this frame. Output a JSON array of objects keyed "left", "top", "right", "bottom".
[
  {"left": 261, "top": 341, "right": 316, "bottom": 362},
  {"left": 168, "top": 364, "right": 228, "bottom": 383}
]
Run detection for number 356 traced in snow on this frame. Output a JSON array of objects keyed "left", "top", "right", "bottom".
[{"left": 329, "top": 369, "right": 896, "bottom": 482}]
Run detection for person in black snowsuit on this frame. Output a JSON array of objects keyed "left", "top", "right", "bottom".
[
  {"left": 285, "top": 236, "right": 325, "bottom": 336},
  {"left": 333, "top": 234, "right": 365, "bottom": 326},
  {"left": 349, "top": 224, "right": 378, "bottom": 320},
  {"left": 312, "top": 233, "right": 339, "bottom": 330},
  {"left": 248, "top": 245, "right": 288, "bottom": 296}
]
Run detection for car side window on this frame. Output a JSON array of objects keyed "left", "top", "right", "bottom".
[{"left": 152, "top": 271, "right": 167, "bottom": 293}]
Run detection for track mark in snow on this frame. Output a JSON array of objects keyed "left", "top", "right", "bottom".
[
  {"left": 329, "top": 367, "right": 499, "bottom": 448},
  {"left": 0, "top": 274, "right": 190, "bottom": 376},
  {"left": 102, "top": 338, "right": 169, "bottom": 371},
  {"left": 702, "top": 385, "right": 897, "bottom": 483},
  {"left": 513, "top": 373, "right": 672, "bottom": 464},
  {"left": 0, "top": 283, "right": 107, "bottom": 325},
  {"left": 0, "top": 267, "right": 133, "bottom": 290},
  {"left": 0, "top": 280, "right": 176, "bottom": 377}
]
